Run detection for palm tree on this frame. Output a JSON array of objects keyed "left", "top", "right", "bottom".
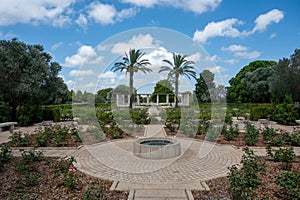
[
  {"left": 159, "top": 53, "right": 196, "bottom": 107},
  {"left": 112, "top": 49, "right": 152, "bottom": 108}
]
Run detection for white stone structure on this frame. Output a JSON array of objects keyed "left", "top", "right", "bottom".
[{"left": 115, "top": 93, "right": 190, "bottom": 107}]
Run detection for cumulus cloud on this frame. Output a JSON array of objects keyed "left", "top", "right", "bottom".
[
  {"left": 75, "top": 14, "right": 88, "bottom": 30},
  {"left": 205, "top": 55, "right": 218, "bottom": 62},
  {"left": 64, "top": 45, "right": 102, "bottom": 66},
  {"left": 0, "top": 0, "right": 73, "bottom": 27},
  {"left": 234, "top": 51, "right": 261, "bottom": 59},
  {"left": 69, "top": 69, "right": 94, "bottom": 77},
  {"left": 205, "top": 65, "right": 226, "bottom": 73},
  {"left": 251, "top": 9, "right": 284, "bottom": 33},
  {"left": 187, "top": 52, "right": 201, "bottom": 63},
  {"left": 98, "top": 71, "right": 118, "bottom": 79},
  {"left": 111, "top": 34, "right": 159, "bottom": 54},
  {"left": 222, "top": 44, "right": 260, "bottom": 60},
  {"left": 222, "top": 44, "right": 248, "bottom": 52},
  {"left": 224, "top": 59, "right": 239, "bottom": 65},
  {"left": 193, "top": 18, "right": 243, "bottom": 43},
  {"left": 193, "top": 9, "right": 284, "bottom": 43},
  {"left": 88, "top": 2, "right": 137, "bottom": 25},
  {"left": 121, "top": 0, "right": 222, "bottom": 14}
]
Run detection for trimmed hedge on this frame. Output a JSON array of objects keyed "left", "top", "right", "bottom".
[{"left": 250, "top": 107, "right": 273, "bottom": 121}]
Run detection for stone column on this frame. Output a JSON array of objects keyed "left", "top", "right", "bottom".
[
  {"left": 166, "top": 94, "right": 169, "bottom": 104},
  {"left": 156, "top": 94, "right": 159, "bottom": 105},
  {"left": 137, "top": 95, "right": 140, "bottom": 105},
  {"left": 128, "top": 95, "right": 131, "bottom": 105},
  {"left": 146, "top": 95, "right": 150, "bottom": 104}
]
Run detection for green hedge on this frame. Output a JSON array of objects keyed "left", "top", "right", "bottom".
[{"left": 250, "top": 107, "right": 273, "bottom": 121}]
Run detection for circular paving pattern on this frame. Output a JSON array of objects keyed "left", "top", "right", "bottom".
[{"left": 74, "top": 138, "right": 243, "bottom": 184}]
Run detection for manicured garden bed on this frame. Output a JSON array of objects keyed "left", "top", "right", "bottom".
[
  {"left": 192, "top": 155, "right": 300, "bottom": 200},
  {"left": 0, "top": 147, "right": 128, "bottom": 200}
]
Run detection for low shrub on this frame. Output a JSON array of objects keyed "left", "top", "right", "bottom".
[
  {"left": 228, "top": 147, "right": 265, "bottom": 200},
  {"left": 288, "top": 131, "right": 300, "bottom": 146},
  {"left": 10, "top": 132, "right": 31, "bottom": 147},
  {"left": 262, "top": 127, "right": 277, "bottom": 142},
  {"left": 83, "top": 187, "right": 104, "bottom": 200},
  {"left": 266, "top": 145, "right": 295, "bottom": 170},
  {"left": 0, "top": 146, "right": 12, "bottom": 170},
  {"left": 223, "top": 124, "right": 239, "bottom": 141},
  {"left": 273, "top": 103, "right": 299, "bottom": 125},
  {"left": 276, "top": 171, "right": 300, "bottom": 200},
  {"left": 250, "top": 107, "right": 272, "bottom": 121},
  {"left": 0, "top": 94, "right": 9, "bottom": 123},
  {"left": 244, "top": 124, "right": 259, "bottom": 146},
  {"left": 17, "top": 103, "right": 43, "bottom": 125},
  {"left": 130, "top": 108, "right": 150, "bottom": 125}
]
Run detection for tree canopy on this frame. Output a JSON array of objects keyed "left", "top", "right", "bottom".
[
  {"left": 242, "top": 67, "right": 274, "bottom": 103},
  {"left": 227, "top": 60, "right": 276, "bottom": 102},
  {"left": 151, "top": 79, "right": 174, "bottom": 103},
  {"left": 195, "top": 70, "right": 216, "bottom": 102},
  {"left": 269, "top": 49, "right": 300, "bottom": 102},
  {"left": 0, "top": 39, "right": 68, "bottom": 119}
]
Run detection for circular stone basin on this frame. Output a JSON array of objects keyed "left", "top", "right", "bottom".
[{"left": 133, "top": 138, "right": 181, "bottom": 159}]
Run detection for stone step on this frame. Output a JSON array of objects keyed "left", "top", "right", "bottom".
[{"left": 129, "top": 189, "right": 192, "bottom": 200}]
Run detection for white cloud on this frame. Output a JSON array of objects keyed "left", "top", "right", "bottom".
[
  {"left": 51, "top": 42, "right": 63, "bottom": 51},
  {"left": 111, "top": 34, "right": 159, "bottom": 54},
  {"left": 222, "top": 44, "right": 260, "bottom": 60},
  {"left": 193, "top": 9, "right": 284, "bottom": 43},
  {"left": 98, "top": 71, "right": 118, "bottom": 79},
  {"left": 116, "top": 8, "right": 138, "bottom": 22},
  {"left": 0, "top": 0, "right": 73, "bottom": 27},
  {"left": 251, "top": 9, "right": 284, "bottom": 33},
  {"left": 88, "top": 2, "right": 116, "bottom": 25},
  {"left": 193, "top": 18, "right": 243, "bottom": 43},
  {"left": 121, "top": 0, "right": 222, "bottom": 14},
  {"left": 205, "top": 65, "right": 226, "bottom": 73},
  {"left": 64, "top": 45, "right": 102, "bottom": 67},
  {"left": 270, "top": 33, "right": 277, "bottom": 39},
  {"left": 75, "top": 14, "right": 88, "bottom": 30},
  {"left": 224, "top": 59, "right": 239, "bottom": 65},
  {"left": 88, "top": 2, "right": 137, "bottom": 25},
  {"left": 69, "top": 70, "right": 94, "bottom": 77},
  {"left": 234, "top": 51, "right": 261, "bottom": 59},
  {"left": 205, "top": 55, "right": 218, "bottom": 62},
  {"left": 222, "top": 44, "right": 248, "bottom": 52},
  {"left": 187, "top": 52, "right": 201, "bottom": 63},
  {"left": 182, "top": 0, "right": 222, "bottom": 14},
  {"left": 121, "top": 0, "right": 158, "bottom": 8}
]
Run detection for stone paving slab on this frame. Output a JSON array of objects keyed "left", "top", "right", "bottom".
[
  {"left": 73, "top": 139, "right": 243, "bottom": 184},
  {"left": 113, "top": 181, "right": 208, "bottom": 191}
]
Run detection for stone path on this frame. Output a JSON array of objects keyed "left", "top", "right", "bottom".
[
  {"left": 73, "top": 124, "right": 243, "bottom": 199},
  {"left": 1, "top": 125, "right": 300, "bottom": 200}
]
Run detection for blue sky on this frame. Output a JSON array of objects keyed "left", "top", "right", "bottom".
[{"left": 0, "top": 0, "right": 299, "bottom": 93}]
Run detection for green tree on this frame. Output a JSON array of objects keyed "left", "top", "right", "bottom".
[
  {"left": 0, "top": 38, "right": 68, "bottom": 120},
  {"left": 227, "top": 60, "right": 276, "bottom": 103},
  {"left": 242, "top": 67, "right": 274, "bottom": 103},
  {"left": 269, "top": 49, "right": 300, "bottom": 102},
  {"left": 95, "top": 88, "right": 113, "bottom": 103},
  {"left": 151, "top": 79, "right": 174, "bottom": 103},
  {"left": 195, "top": 70, "right": 216, "bottom": 102},
  {"left": 159, "top": 53, "right": 196, "bottom": 107},
  {"left": 112, "top": 49, "right": 152, "bottom": 108}
]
